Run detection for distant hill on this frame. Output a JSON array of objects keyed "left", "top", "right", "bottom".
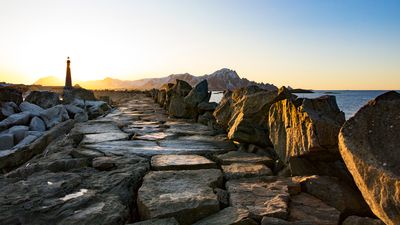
[{"left": 33, "top": 68, "right": 277, "bottom": 91}]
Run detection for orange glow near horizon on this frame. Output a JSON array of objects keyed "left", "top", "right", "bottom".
[{"left": 0, "top": 0, "right": 399, "bottom": 90}]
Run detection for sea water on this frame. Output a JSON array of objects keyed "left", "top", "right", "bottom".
[{"left": 210, "top": 90, "right": 399, "bottom": 120}]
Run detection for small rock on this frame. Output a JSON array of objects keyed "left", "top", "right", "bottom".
[
  {"left": 0, "top": 112, "right": 30, "bottom": 131},
  {"left": 214, "top": 188, "right": 229, "bottom": 207},
  {"left": 215, "top": 150, "right": 274, "bottom": 168},
  {"left": 13, "top": 134, "right": 40, "bottom": 149},
  {"left": 261, "top": 217, "right": 291, "bottom": 225},
  {"left": 29, "top": 116, "right": 46, "bottom": 132},
  {"left": 1, "top": 102, "right": 19, "bottom": 118}
]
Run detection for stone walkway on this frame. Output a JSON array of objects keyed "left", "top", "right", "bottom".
[{"left": 0, "top": 94, "right": 341, "bottom": 225}]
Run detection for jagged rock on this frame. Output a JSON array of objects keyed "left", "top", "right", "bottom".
[
  {"left": 0, "top": 133, "right": 14, "bottom": 150},
  {"left": 0, "top": 87, "right": 23, "bottom": 104},
  {"left": 214, "top": 188, "right": 229, "bottom": 207},
  {"left": 288, "top": 193, "right": 340, "bottom": 225},
  {"left": 193, "top": 207, "right": 258, "bottom": 225},
  {"left": 342, "top": 216, "right": 384, "bottom": 225},
  {"left": 0, "top": 112, "right": 30, "bottom": 132},
  {"left": 214, "top": 151, "right": 274, "bottom": 168},
  {"left": 338, "top": 91, "right": 400, "bottom": 225},
  {"left": 213, "top": 91, "right": 233, "bottom": 130},
  {"left": 269, "top": 95, "right": 345, "bottom": 176},
  {"left": 25, "top": 91, "right": 60, "bottom": 109},
  {"left": 137, "top": 169, "right": 222, "bottom": 225},
  {"left": 19, "top": 101, "right": 44, "bottom": 117},
  {"left": 226, "top": 177, "right": 292, "bottom": 220},
  {"left": 29, "top": 116, "right": 46, "bottom": 132},
  {"left": 171, "top": 79, "right": 192, "bottom": 97},
  {"left": 151, "top": 154, "right": 217, "bottom": 170},
  {"left": 222, "top": 163, "right": 273, "bottom": 180},
  {"left": 157, "top": 83, "right": 174, "bottom": 107},
  {"left": 39, "top": 105, "right": 70, "bottom": 129},
  {"left": 1, "top": 102, "right": 19, "bottom": 119},
  {"left": 294, "top": 175, "right": 371, "bottom": 217},
  {"left": 65, "top": 104, "right": 88, "bottom": 122},
  {"left": 7, "top": 125, "right": 29, "bottom": 144},
  {"left": 168, "top": 94, "right": 189, "bottom": 118}
]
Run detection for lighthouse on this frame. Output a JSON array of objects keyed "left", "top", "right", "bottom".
[{"left": 65, "top": 57, "right": 72, "bottom": 89}]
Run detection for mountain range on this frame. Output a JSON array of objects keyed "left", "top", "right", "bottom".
[{"left": 34, "top": 68, "right": 277, "bottom": 91}]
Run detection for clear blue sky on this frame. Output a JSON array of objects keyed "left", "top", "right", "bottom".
[{"left": 0, "top": 0, "right": 399, "bottom": 89}]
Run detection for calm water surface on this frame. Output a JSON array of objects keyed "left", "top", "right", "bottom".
[{"left": 210, "top": 90, "right": 399, "bottom": 120}]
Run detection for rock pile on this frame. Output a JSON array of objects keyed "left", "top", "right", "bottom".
[{"left": 0, "top": 87, "right": 112, "bottom": 172}]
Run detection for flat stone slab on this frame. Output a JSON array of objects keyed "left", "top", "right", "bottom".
[
  {"left": 151, "top": 154, "right": 217, "bottom": 170},
  {"left": 128, "top": 218, "right": 179, "bottom": 225},
  {"left": 137, "top": 169, "right": 223, "bottom": 225},
  {"left": 80, "top": 132, "right": 129, "bottom": 144},
  {"left": 215, "top": 151, "right": 274, "bottom": 168},
  {"left": 133, "top": 132, "right": 175, "bottom": 141},
  {"left": 226, "top": 177, "right": 292, "bottom": 220},
  {"left": 82, "top": 138, "right": 234, "bottom": 157},
  {"left": 222, "top": 163, "right": 273, "bottom": 180},
  {"left": 193, "top": 207, "right": 257, "bottom": 225},
  {"left": 288, "top": 193, "right": 340, "bottom": 225},
  {"left": 71, "top": 121, "right": 121, "bottom": 134}
]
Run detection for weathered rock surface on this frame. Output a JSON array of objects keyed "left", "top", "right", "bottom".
[
  {"left": 151, "top": 154, "right": 216, "bottom": 170},
  {"left": 29, "top": 116, "right": 46, "bottom": 132},
  {"left": 0, "top": 133, "right": 14, "bottom": 150},
  {"left": 184, "top": 80, "right": 210, "bottom": 117},
  {"left": 222, "top": 163, "right": 272, "bottom": 180},
  {"left": 63, "top": 87, "right": 97, "bottom": 103},
  {"left": 85, "top": 100, "right": 112, "bottom": 119},
  {"left": 0, "top": 112, "right": 30, "bottom": 131},
  {"left": 0, "top": 87, "right": 23, "bottom": 105},
  {"left": 338, "top": 91, "right": 400, "bottom": 225},
  {"left": 25, "top": 90, "right": 60, "bottom": 109},
  {"left": 39, "top": 105, "right": 70, "bottom": 129},
  {"left": 215, "top": 150, "right": 274, "bottom": 168},
  {"left": 193, "top": 207, "right": 257, "bottom": 225},
  {"left": 294, "top": 175, "right": 371, "bottom": 217},
  {"left": 288, "top": 193, "right": 340, "bottom": 225},
  {"left": 342, "top": 216, "right": 384, "bottom": 225},
  {"left": 197, "top": 101, "right": 218, "bottom": 113},
  {"left": 19, "top": 101, "right": 44, "bottom": 117},
  {"left": 137, "top": 169, "right": 222, "bottom": 225},
  {"left": 128, "top": 218, "right": 180, "bottom": 225},
  {"left": 226, "top": 177, "right": 293, "bottom": 220},
  {"left": 1, "top": 102, "right": 19, "bottom": 119},
  {"left": 7, "top": 125, "right": 29, "bottom": 144},
  {"left": 269, "top": 95, "right": 345, "bottom": 166},
  {"left": 80, "top": 132, "right": 129, "bottom": 145}
]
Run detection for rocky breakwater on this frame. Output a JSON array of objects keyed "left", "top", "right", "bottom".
[
  {"left": 0, "top": 87, "right": 111, "bottom": 172},
  {"left": 339, "top": 91, "right": 400, "bottom": 225}
]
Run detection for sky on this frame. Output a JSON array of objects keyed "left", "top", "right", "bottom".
[{"left": 0, "top": 0, "right": 399, "bottom": 90}]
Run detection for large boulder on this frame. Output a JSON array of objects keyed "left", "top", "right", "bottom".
[
  {"left": 268, "top": 95, "right": 345, "bottom": 175},
  {"left": 0, "top": 112, "right": 30, "bottom": 132},
  {"left": 19, "top": 101, "right": 44, "bottom": 117},
  {"left": 39, "top": 105, "right": 70, "bottom": 129},
  {"left": 338, "top": 91, "right": 400, "bottom": 225},
  {"left": 157, "top": 83, "right": 174, "bottom": 107},
  {"left": 0, "top": 133, "right": 14, "bottom": 150},
  {"left": 0, "top": 102, "right": 19, "bottom": 120},
  {"left": 63, "top": 87, "right": 97, "bottom": 104},
  {"left": 25, "top": 91, "right": 60, "bottom": 109},
  {"left": 7, "top": 125, "right": 29, "bottom": 144},
  {"left": 214, "top": 86, "right": 294, "bottom": 147},
  {"left": 0, "top": 87, "right": 23, "bottom": 105},
  {"left": 184, "top": 80, "right": 210, "bottom": 117},
  {"left": 165, "top": 80, "right": 192, "bottom": 111}
]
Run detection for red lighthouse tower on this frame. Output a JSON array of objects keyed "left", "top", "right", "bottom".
[{"left": 65, "top": 57, "right": 72, "bottom": 89}]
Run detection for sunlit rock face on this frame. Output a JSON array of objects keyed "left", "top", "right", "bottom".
[
  {"left": 268, "top": 95, "right": 345, "bottom": 164},
  {"left": 339, "top": 91, "right": 400, "bottom": 225},
  {"left": 213, "top": 86, "right": 294, "bottom": 147}
]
